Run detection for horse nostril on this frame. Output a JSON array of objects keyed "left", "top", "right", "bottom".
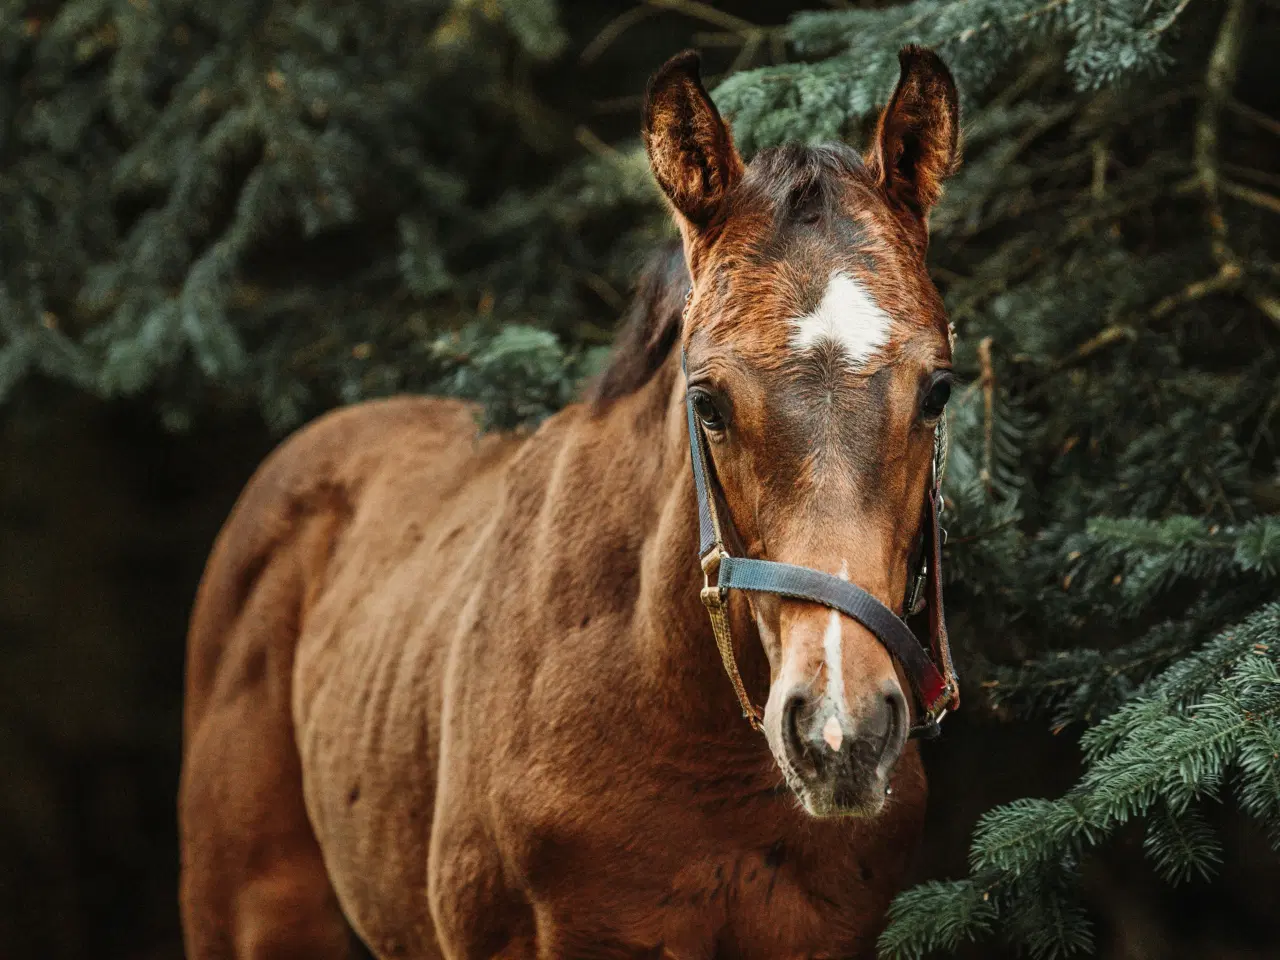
[
  {"left": 880, "top": 687, "right": 908, "bottom": 764},
  {"left": 782, "top": 692, "right": 810, "bottom": 762}
]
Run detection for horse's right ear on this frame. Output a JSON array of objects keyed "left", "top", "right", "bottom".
[
  {"left": 643, "top": 51, "right": 743, "bottom": 234},
  {"left": 865, "top": 47, "right": 960, "bottom": 234}
]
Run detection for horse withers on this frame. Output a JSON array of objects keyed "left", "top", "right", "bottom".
[{"left": 180, "top": 45, "right": 962, "bottom": 960}]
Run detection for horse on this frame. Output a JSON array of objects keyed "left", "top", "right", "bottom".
[{"left": 179, "top": 45, "right": 962, "bottom": 960}]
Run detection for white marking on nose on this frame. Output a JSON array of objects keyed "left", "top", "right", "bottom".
[
  {"left": 822, "top": 561, "right": 851, "bottom": 711},
  {"left": 789, "top": 271, "right": 891, "bottom": 369},
  {"left": 822, "top": 715, "right": 844, "bottom": 752}
]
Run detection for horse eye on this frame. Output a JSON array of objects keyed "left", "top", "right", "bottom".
[
  {"left": 692, "top": 393, "right": 726, "bottom": 431},
  {"left": 921, "top": 376, "right": 952, "bottom": 419}
]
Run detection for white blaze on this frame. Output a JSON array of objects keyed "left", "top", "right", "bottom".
[
  {"left": 789, "top": 271, "right": 892, "bottom": 368},
  {"left": 823, "top": 561, "right": 851, "bottom": 713}
]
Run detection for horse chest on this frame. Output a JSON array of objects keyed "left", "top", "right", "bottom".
[
  {"left": 649, "top": 844, "right": 890, "bottom": 958},
  {"left": 486, "top": 758, "right": 926, "bottom": 960},
  {"left": 503, "top": 831, "right": 910, "bottom": 959}
]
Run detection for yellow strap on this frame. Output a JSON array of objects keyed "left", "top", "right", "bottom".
[{"left": 700, "top": 582, "right": 765, "bottom": 731}]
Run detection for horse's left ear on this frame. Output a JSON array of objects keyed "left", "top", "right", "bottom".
[
  {"left": 643, "top": 50, "right": 744, "bottom": 237},
  {"left": 866, "top": 46, "right": 961, "bottom": 231}
]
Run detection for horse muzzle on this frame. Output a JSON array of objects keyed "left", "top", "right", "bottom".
[{"left": 767, "top": 666, "right": 909, "bottom": 818}]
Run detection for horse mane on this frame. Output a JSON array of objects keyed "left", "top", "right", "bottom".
[{"left": 585, "top": 241, "right": 689, "bottom": 409}]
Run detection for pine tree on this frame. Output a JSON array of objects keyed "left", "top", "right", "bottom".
[{"left": 0, "top": 0, "right": 664, "bottom": 430}]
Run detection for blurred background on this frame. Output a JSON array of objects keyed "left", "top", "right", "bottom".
[{"left": 2, "top": 1, "right": 1279, "bottom": 958}]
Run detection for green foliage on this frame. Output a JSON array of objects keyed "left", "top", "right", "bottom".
[
  {"left": 714, "top": 0, "right": 1193, "bottom": 154},
  {"left": 1143, "top": 805, "right": 1223, "bottom": 884},
  {"left": 883, "top": 607, "right": 1280, "bottom": 958},
  {"left": 0, "top": 0, "right": 639, "bottom": 430},
  {"left": 1063, "top": 516, "right": 1280, "bottom": 615},
  {"left": 878, "top": 881, "right": 998, "bottom": 959},
  {"left": 431, "top": 323, "right": 607, "bottom": 430}
]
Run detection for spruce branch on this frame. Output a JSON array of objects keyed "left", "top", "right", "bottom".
[
  {"left": 1049, "top": 324, "right": 1137, "bottom": 370},
  {"left": 580, "top": 5, "right": 659, "bottom": 64},
  {"left": 978, "top": 336, "right": 996, "bottom": 493},
  {"left": 1143, "top": 805, "right": 1223, "bottom": 883},
  {"left": 1250, "top": 291, "right": 1280, "bottom": 329},
  {"left": 1148, "top": 262, "right": 1243, "bottom": 320},
  {"left": 1221, "top": 163, "right": 1280, "bottom": 194},
  {"left": 883, "top": 607, "right": 1280, "bottom": 959},
  {"left": 1219, "top": 180, "right": 1280, "bottom": 217},
  {"left": 1150, "top": 0, "right": 1197, "bottom": 36},
  {"left": 878, "top": 880, "right": 997, "bottom": 960},
  {"left": 645, "top": 0, "right": 761, "bottom": 35},
  {"left": 1194, "top": 0, "right": 1250, "bottom": 269},
  {"left": 1225, "top": 97, "right": 1280, "bottom": 138}
]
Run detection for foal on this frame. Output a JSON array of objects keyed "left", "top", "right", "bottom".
[{"left": 180, "top": 46, "right": 961, "bottom": 959}]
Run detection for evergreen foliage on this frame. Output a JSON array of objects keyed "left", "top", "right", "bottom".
[
  {"left": 0, "top": 0, "right": 647, "bottom": 430},
  {"left": 3, "top": 0, "right": 1280, "bottom": 957},
  {"left": 881, "top": 605, "right": 1280, "bottom": 959}
]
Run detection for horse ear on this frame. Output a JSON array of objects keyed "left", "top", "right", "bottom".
[
  {"left": 643, "top": 50, "right": 744, "bottom": 234},
  {"left": 866, "top": 46, "right": 960, "bottom": 230}
]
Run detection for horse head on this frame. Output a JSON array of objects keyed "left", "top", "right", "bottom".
[{"left": 643, "top": 47, "right": 960, "bottom": 817}]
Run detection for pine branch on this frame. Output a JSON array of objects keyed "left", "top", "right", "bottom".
[{"left": 883, "top": 605, "right": 1280, "bottom": 958}]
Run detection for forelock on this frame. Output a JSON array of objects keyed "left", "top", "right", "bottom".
[{"left": 735, "top": 143, "right": 871, "bottom": 219}]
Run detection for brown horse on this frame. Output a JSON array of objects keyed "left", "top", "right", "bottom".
[{"left": 179, "top": 46, "right": 962, "bottom": 960}]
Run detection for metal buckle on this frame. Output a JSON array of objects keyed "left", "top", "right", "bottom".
[
  {"left": 699, "top": 546, "right": 724, "bottom": 606},
  {"left": 907, "top": 565, "right": 928, "bottom": 616},
  {"left": 700, "top": 545, "right": 721, "bottom": 580},
  {"left": 910, "top": 699, "right": 948, "bottom": 739},
  {"left": 911, "top": 714, "right": 943, "bottom": 740}
]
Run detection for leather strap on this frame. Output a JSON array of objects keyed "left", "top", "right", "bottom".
[
  {"left": 717, "top": 557, "right": 950, "bottom": 718},
  {"left": 925, "top": 491, "right": 960, "bottom": 716}
]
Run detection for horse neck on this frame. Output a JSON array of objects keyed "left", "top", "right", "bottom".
[{"left": 605, "top": 351, "right": 772, "bottom": 743}]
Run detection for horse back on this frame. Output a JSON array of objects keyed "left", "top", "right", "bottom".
[{"left": 185, "top": 394, "right": 508, "bottom": 725}]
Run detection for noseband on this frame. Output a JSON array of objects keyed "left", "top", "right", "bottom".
[{"left": 682, "top": 297, "right": 960, "bottom": 739}]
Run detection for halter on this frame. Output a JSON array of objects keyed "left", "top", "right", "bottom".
[{"left": 682, "top": 293, "right": 960, "bottom": 739}]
